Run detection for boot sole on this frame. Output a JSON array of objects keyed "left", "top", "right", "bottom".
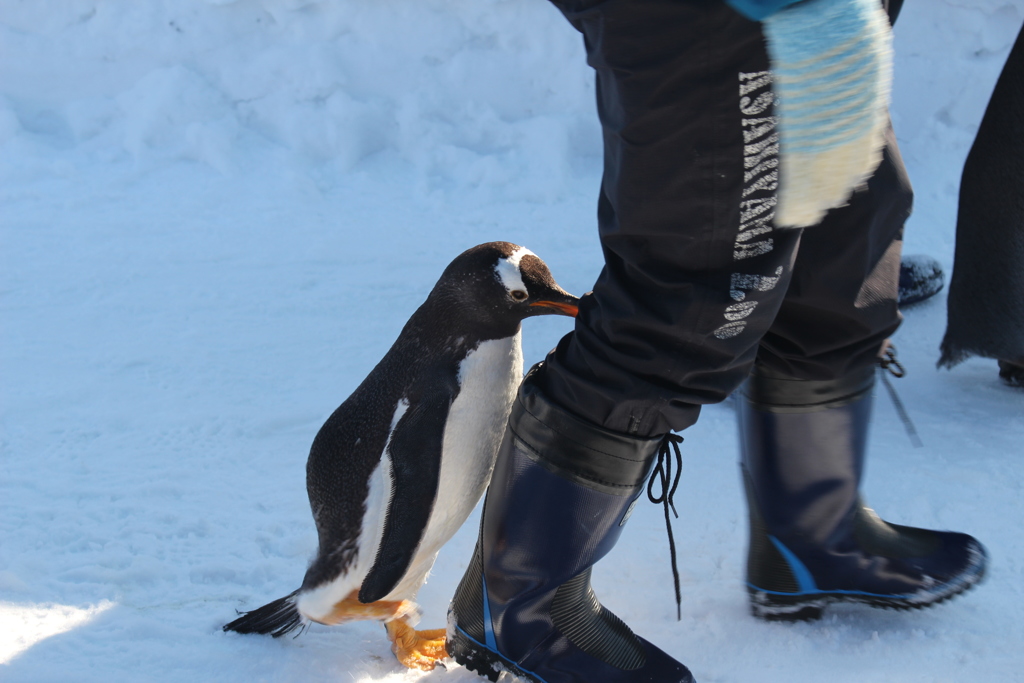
[
  {"left": 448, "top": 622, "right": 542, "bottom": 683},
  {"left": 748, "top": 548, "right": 988, "bottom": 622}
]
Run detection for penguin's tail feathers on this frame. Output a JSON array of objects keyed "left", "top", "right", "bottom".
[{"left": 223, "top": 591, "right": 305, "bottom": 638}]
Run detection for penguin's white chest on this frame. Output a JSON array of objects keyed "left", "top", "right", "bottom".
[
  {"left": 296, "top": 333, "right": 524, "bottom": 619},
  {"left": 382, "top": 331, "right": 524, "bottom": 600}
]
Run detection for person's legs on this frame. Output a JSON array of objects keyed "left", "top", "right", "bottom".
[
  {"left": 536, "top": 0, "right": 912, "bottom": 437},
  {"left": 538, "top": 0, "right": 800, "bottom": 437},
  {"left": 450, "top": 2, "right": 780, "bottom": 680},
  {"left": 448, "top": 1, "right": 985, "bottom": 680},
  {"left": 756, "top": 125, "right": 910, "bottom": 381},
  {"left": 737, "top": 140, "right": 986, "bottom": 620}
]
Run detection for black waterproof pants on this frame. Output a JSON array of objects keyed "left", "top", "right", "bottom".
[{"left": 540, "top": 0, "right": 912, "bottom": 437}]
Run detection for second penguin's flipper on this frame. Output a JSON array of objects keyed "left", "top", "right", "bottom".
[{"left": 358, "top": 383, "right": 454, "bottom": 604}]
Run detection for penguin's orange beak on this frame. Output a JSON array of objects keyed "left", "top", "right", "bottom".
[{"left": 529, "top": 300, "right": 579, "bottom": 317}]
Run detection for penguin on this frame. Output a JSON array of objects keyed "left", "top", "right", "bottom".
[{"left": 223, "top": 242, "right": 579, "bottom": 670}]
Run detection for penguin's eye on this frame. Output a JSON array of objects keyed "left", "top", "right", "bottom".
[{"left": 510, "top": 290, "right": 528, "bottom": 301}]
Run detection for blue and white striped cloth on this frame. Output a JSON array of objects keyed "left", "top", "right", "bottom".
[{"left": 760, "top": 0, "right": 893, "bottom": 227}]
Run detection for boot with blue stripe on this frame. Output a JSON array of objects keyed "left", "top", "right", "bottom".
[
  {"left": 738, "top": 364, "right": 987, "bottom": 622},
  {"left": 447, "top": 365, "right": 695, "bottom": 683}
]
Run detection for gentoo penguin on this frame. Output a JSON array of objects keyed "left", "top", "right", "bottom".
[{"left": 224, "top": 242, "right": 578, "bottom": 670}]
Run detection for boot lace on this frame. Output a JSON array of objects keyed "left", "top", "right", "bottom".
[
  {"left": 878, "top": 344, "right": 923, "bottom": 448},
  {"left": 647, "top": 432, "right": 684, "bottom": 621}
]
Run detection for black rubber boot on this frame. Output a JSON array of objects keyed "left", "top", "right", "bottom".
[
  {"left": 738, "top": 366, "right": 987, "bottom": 621},
  {"left": 447, "top": 366, "right": 694, "bottom": 683},
  {"left": 898, "top": 254, "right": 945, "bottom": 307}
]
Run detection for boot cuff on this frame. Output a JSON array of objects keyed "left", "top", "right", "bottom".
[
  {"left": 510, "top": 368, "right": 661, "bottom": 495},
  {"left": 744, "top": 365, "right": 875, "bottom": 412}
]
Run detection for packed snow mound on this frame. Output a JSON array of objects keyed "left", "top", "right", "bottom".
[
  {"left": 6, "top": 1, "right": 1015, "bottom": 191},
  {"left": 1, "top": 0, "right": 601, "bottom": 200},
  {"left": 4, "top": 0, "right": 1019, "bottom": 206}
]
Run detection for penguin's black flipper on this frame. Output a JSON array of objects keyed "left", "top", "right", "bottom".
[{"left": 358, "top": 380, "right": 455, "bottom": 604}]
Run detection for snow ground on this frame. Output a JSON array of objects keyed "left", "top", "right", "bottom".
[{"left": 2, "top": 1, "right": 1023, "bottom": 682}]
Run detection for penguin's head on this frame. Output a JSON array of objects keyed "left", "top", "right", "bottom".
[{"left": 433, "top": 242, "right": 579, "bottom": 334}]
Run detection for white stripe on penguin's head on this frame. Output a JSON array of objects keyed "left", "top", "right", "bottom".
[{"left": 493, "top": 246, "right": 535, "bottom": 295}]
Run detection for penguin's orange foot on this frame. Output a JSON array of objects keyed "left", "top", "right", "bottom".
[{"left": 384, "top": 620, "right": 448, "bottom": 670}]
